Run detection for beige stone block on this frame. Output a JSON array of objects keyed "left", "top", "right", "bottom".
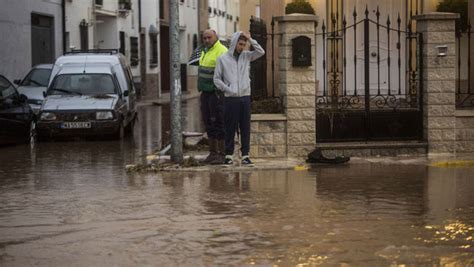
[
  {"left": 287, "top": 120, "right": 315, "bottom": 132},
  {"left": 456, "top": 117, "right": 474, "bottom": 129},
  {"left": 423, "top": 56, "right": 456, "bottom": 69},
  {"left": 251, "top": 121, "right": 259, "bottom": 133},
  {"left": 288, "top": 146, "right": 314, "bottom": 158},
  {"left": 428, "top": 129, "right": 455, "bottom": 141},
  {"left": 279, "top": 70, "right": 316, "bottom": 83},
  {"left": 273, "top": 133, "right": 287, "bottom": 145},
  {"left": 426, "top": 105, "right": 455, "bottom": 117},
  {"left": 280, "top": 21, "right": 316, "bottom": 34},
  {"left": 288, "top": 133, "right": 302, "bottom": 145},
  {"left": 423, "top": 80, "right": 456, "bottom": 93},
  {"left": 259, "top": 121, "right": 286, "bottom": 132},
  {"left": 301, "top": 83, "right": 317, "bottom": 95},
  {"left": 429, "top": 141, "right": 456, "bottom": 153},
  {"left": 286, "top": 96, "right": 316, "bottom": 108},
  {"left": 259, "top": 145, "right": 286, "bottom": 158},
  {"left": 250, "top": 134, "right": 259, "bottom": 145},
  {"left": 301, "top": 133, "right": 316, "bottom": 144},
  {"left": 287, "top": 108, "right": 316, "bottom": 120},
  {"left": 280, "top": 83, "right": 302, "bottom": 96},
  {"left": 258, "top": 133, "right": 274, "bottom": 145},
  {"left": 423, "top": 32, "right": 456, "bottom": 44},
  {"left": 417, "top": 20, "right": 456, "bottom": 32},
  {"left": 456, "top": 129, "right": 474, "bottom": 140},
  {"left": 423, "top": 93, "right": 455, "bottom": 105},
  {"left": 249, "top": 146, "right": 259, "bottom": 158},
  {"left": 423, "top": 68, "right": 456, "bottom": 81},
  {"left": 426, "top": 117, "right": 456, "bottom": 129},
  {"left": 455, "top": 141, "right": 474, "bottom": 153}
]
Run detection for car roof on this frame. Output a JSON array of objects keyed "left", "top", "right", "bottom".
[
  {"left": 56, "top": 63, "right": 114, "bottom": 75},
  {"left": 55, "top": 54, "right": 122, "bottom": 66},
  {"left": 32, "top": 64, "right": 54, "bottom": 70}
]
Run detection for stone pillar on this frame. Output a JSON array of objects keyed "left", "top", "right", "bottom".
[
  {"left": 275, "top": 14, "right": 318, "bottom": 158},
  {"left": 415, "top": 13, "right": 459, "bottom": 156}
]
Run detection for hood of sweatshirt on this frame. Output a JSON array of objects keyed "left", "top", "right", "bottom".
[{"left": 227, "top": 31, "right": 243, "bottom": 56}]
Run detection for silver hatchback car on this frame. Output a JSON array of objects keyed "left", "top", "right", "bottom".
[{"left": 37, "top": 50, "right": 137, "bottom": 139}]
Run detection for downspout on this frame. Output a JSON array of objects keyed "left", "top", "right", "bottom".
[
  {"left": 138, "top": 0, "right": 142, "bottom": 30},
  {"left": 62, "top": 0, "right": 66, "bottom": 53}
]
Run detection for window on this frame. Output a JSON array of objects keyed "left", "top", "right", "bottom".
[
  {"left": 119, "top": 0, "right": 131, "bottom": 10},
  {"left": 50, "top": 74, "right": 117, "bottom": 95},
  {"left": 79, "top": 19, "right": 89, "bottom": 50},
  {"left": 130, "top": 37, "right": 138, "bottom": 66},
  {"left": 20, "top": 68, "right": 52, "bottom": 87},
  {"left": 0, "top": 77, "right": 16, "bottom": 99},
  {"left": 119, "top": 31, "right": 126, "bottom": 55},
  {"left": 149, "top": 34, "right": 158, "bottom": 67},
  {"left": 95, "top": 0, "right": 103, "bottom": 6}
]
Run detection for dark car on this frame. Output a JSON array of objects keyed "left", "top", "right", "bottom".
[{"left": 0, "top": 75, "right": 36, "bottom": 146}]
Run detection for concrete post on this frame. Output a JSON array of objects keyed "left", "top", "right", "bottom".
[
  {"left": 415, "top": 13, "right": 460, "bottom": 156},
  {"left": 275, "top": 14, "right": 318, "bottom": 158}
]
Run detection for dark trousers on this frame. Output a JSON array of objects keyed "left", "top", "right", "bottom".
[
  {"left": 224, "top": 96, "right": 251, "bottom": 157},
  {"left": 200, "top": 91, "right": 224, "bottom": 139}
]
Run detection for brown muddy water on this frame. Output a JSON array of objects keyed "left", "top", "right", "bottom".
[{"left": 0, "top": 102, "right": 473, "bottom": 266}]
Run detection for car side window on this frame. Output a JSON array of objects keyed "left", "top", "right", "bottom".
[
  {"left": 122, "top": 64, "right": 135, "bottom": 93},
  {"left": 0, "top": 77, "right": 16, "bottom": 99}
]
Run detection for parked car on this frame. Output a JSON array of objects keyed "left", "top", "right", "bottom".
[
  {"left": 37, "top": 50, "right": 137, "bottom": 140},
  {"left": 0, "top": 75, "right": 36, "bottom": 146},
  {"left": 14, "top": 64, "right": 53, "bottom": 114}
]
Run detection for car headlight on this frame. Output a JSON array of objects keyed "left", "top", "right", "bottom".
[
  {"left": 40, "top": 112, "right": 57, "bottom": 121},
  {"left": 96, "top": 111, "right": 114, "bottom": 120}
]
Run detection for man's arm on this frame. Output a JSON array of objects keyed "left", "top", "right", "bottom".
[
  {"left": 243, "top": 32, "right": 265, "bottom": 62},
  {"left": 213, "top": 57, "right": 230, "bottom": 93}
]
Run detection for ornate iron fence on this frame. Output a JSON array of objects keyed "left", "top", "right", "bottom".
[{"left": 456, "top": 22, "right": 474, "bottom": 108}]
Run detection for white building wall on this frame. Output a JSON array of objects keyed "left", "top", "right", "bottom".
[
  {"left": 141, "top": 0, "right": 160, "bottom": 75},
  {"left": 0, "top": 0, "right": 63, "bottom": 81}
]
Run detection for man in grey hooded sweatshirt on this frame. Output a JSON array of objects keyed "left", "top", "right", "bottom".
[{"left": 213, "top": 31, "right": 265, "bottom": 166}]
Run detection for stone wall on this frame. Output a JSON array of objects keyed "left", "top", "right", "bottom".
[
  {"left": 415, "top": 13, "right": 459, "bottom": 156},
  {"left": 250, "top": 114, "right": 287, "bottom": 158},
  {"left": 456, "top": 110, "right": 474, "bottom": 154}
]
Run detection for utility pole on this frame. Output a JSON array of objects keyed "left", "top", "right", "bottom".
[{"left": 169, "top": 0, "right": 183, "bottom": 163}]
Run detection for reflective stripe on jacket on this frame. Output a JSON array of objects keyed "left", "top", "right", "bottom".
[{"left": 198, "top": 40, "right": 228, "bottom": 92}]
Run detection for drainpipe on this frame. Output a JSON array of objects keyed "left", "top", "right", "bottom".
[
  {"left": 138, "top": 0, "right": 142, "bottom": 30},
  {"left": 62, "top": 0, "right": 66, "bottom": 53}
]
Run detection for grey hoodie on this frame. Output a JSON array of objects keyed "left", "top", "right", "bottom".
[{"left": 213, "top": 31, "right": 265, "bottom": 97}]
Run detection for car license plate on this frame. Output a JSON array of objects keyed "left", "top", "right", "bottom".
[{"left": 62, "top": 122, "right": 91, "bottom": 129}]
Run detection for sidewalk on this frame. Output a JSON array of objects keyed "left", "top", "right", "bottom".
[{"left": 126, "top": 148, "right": 474, "bottom": 173}]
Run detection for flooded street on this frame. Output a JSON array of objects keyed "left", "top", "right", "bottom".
[{"left": 1, "top": 101, "right": 473, "bottom": 266}]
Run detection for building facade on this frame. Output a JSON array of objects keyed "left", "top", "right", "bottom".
[
  {"left": 208, "top": 0, "right": 240, "bottom": 41},
  {"left": 0, "top": 0, "right": 64, "bottom": 81}
]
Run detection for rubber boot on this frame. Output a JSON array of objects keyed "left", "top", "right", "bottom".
[
  {"left": 203, "top": 138, "right": 217, "bottom": 164},
  {"left": 210, "top": 139, "right": 225, "bottom": 165}
]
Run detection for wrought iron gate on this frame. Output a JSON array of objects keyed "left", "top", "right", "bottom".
[
  {"left": 316, "top": 6, "right": 423, "bottom": 142},
  {"left": 249, "top": 16, "right": 268, "bottom": 100}
]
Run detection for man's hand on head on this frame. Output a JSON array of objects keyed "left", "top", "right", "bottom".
[{"left": 242, "top": 32, "right": 251, "bottom": 40}]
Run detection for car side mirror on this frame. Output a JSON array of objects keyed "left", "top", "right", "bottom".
[
  {"left": 123, "top": 90, "right": 129, "bottom": 97},
  {"left": 13, "top": 79, "right": 21, "bottom": 85},
  {"left": 43, "top": 91, "right": 47, "bottom": 98}
]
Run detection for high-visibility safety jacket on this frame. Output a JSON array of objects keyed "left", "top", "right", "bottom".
[{"left": 198, "top": 40, "right": 228, "bottom": 92}]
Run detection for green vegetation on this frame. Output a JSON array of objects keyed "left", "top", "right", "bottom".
[
  {"left": 285, "top": 0, "right": 315, "bottom": 15},
  {"left": 436, "top": 0, "right": 469, "bottom": 31}
]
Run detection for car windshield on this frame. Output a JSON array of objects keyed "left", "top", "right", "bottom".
[
  {"left": 0, "top": 77, "right": 16, "bottom": 99},
  {"left": 50, "top": 74, "right": 117, "bottom": 95},
  {"left": 21, "top": 68, "right": 52, "bottom": 87}
]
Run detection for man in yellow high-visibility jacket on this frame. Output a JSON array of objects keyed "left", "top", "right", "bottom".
[{"left": 198, "top": 29, "right": 228, "bottom": 164}]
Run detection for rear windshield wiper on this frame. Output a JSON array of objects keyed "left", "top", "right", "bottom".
[{"left": 50, "top": 88, "right": 82, "bottom": 96}]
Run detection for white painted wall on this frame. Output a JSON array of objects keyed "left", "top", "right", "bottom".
[
  {"left": 0, "top": 0, "right": 63, "bottom": 81},
  {"left": 66, "top": 0, "right": 140, "bottom": 77}
]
